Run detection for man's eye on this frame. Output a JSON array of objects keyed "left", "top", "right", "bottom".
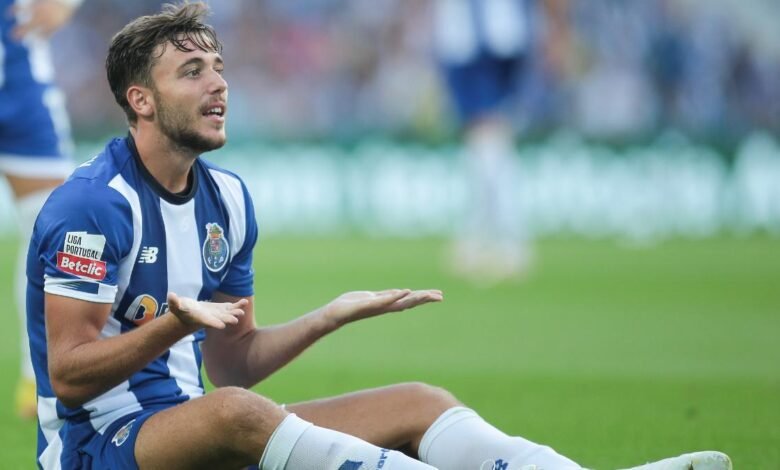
[{"left": 186, "top": 69, "right": 201, "bottom": 77}]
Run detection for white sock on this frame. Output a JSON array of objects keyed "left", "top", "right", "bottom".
[
  {"left": 418, "top": 407, "right": 581, "bottom": 470},
  {"left": 15, "top": 190, "right": 52, "bottom": 381},
  {"left": 260, "top": 413, "right": 435, "bottom": 470},
  {"left": 465, "top": 123, "right": 521, "bottom": 243}
]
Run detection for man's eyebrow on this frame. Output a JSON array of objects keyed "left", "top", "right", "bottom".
[{"left": 177, "top": 55, "right": 223, "bottom": 71}]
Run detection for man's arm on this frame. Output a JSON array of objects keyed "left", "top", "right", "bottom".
[
  {"left": 202, "top": 289, "right": 443, "bottom": 388},
  {"left": 46, "top": 292, "right": 246, "bottom": 408}
]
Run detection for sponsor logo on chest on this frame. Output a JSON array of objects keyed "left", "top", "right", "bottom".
[{"left": 56, "top": 232, "right": 107, "bottom": 281}]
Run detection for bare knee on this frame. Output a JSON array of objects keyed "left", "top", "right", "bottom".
[
  {"left": 388, "top": 383, "right": 460, "bottom": 455},
  {"left": 209, "top": 387, "right": 287, "bottom": 452},
  {"left": 395, "top": 382, "right": 460, "bottom": 412}
]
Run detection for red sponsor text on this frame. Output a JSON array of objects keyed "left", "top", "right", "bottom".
[{"left": 56, "top": 252, "right": 107, "bottom": 281}]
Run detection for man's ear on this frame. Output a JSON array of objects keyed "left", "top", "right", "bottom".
[{"left": 127, "top": 85, "right": 155, "bottom": 119}]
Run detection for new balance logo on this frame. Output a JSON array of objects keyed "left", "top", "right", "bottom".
[
  {"left": 138, "top": 247, "right": 159, "bottom": 264},
  {"left": 481, "top": 459, "right": 509, "bottom": 470}
]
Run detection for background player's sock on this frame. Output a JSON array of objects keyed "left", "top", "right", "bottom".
[
  {"left": 260, "top": 413, "right": 435, "bottom": 469},
  {"left": 14, "top": 190, "right": 52, "bottom": 418},
  {"left": 418, "top": 407, "right": 581, "bottom": 470}
]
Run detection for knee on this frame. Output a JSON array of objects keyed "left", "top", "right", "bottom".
[
  {"left": 397, "top": 382, "right": 460, "bottom": 411},
  {"left": 210, "top": 387, "right": 286, "bottom": 438}
]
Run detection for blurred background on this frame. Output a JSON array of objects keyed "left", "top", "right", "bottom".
[
  {"left": 1, "top": 0, "right": 778, "bottom": 239},
  {"left": 1, "top": 0, "right": 779, "bottom": 467}
]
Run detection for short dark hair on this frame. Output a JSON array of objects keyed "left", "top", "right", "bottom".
[{"left": 106, "top": 2, "right": 223, "bottom": 123}]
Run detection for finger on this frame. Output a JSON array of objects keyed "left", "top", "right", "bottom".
[
  {"left": 390, "top": 290, "right": 443, "bottom": 311},
  {"left": 166, "top": 292, "right": 181, "bottom": 309},
  {"left": 205, "top": 318, "right": 227, "bottom": 329},
  {"left": 374, "top": 289, "right": 412, "bottom": 307},
  {"left": 228, "top": 307, "right": 246, "bottom": 316},
  {"left": 219, "top": 314, "right": 239, "bottom": 325},
  {"left": 376, "top": 289, "right": 404, "bottom": 296},
  {"left": 217, "top": 307, "right": 245, "bottom": 325}
]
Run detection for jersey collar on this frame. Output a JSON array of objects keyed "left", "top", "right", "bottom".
[{"left": 125, "top": 133, "right": 199, "bottom": 205}]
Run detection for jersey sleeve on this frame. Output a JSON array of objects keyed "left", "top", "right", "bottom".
[
  {"left": 34, "top": 179, "right": 133, "bottom": 303},
  {"left": 217, "top": 180, "right": 258, "bottom": 297}
]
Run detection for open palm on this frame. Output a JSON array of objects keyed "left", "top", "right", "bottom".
[
  {"left": 167, "top": 292, "right": 247, "bottom": 329},
  {"left": 323, "top": 289, "right": 443, "bottom": 327}
]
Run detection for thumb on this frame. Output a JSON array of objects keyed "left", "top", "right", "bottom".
[{"left": 167, "top": 292, "right": 181, "bottom": 309}]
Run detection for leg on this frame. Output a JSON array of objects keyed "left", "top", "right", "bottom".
[
  {"left": 135, "top": 387, "right": 287, "bottom": 469},
  {"left": 134, "top": 387, "right": 434, "bottom": 470},
  {"left": 8, "top": 174, "right": 66, "bottom": 418},
  {"left": 287, "top": 382, "right": 460, "bottom": 455},
  {"left": 290, "top": 382, "right": 580, "bottom": 470}
]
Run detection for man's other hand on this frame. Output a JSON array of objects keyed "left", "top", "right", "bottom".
[{"left": 167, "top": 292, "right": 247, "bottom": 330}]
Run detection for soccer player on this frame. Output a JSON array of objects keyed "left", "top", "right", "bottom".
[
  {"left": 1, "top": 0, "right": 82, "bottom": 418},
  {"left": 26, "top": 3, "right": 731, "bottom": 469},
  {"left": 432, "top": 0, "right": 563, "bottom": 282}
]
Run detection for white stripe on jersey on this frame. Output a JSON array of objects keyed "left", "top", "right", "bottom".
[
  {"left": 43, "top": 86, "right": 75, "bottom": 158},
  {"left": 209, "top": 169, "right": 247, "bottom": 264},
  {"left": 26, "top": 39, "right": 54, "bottom": 84},
  {"left": 85, "top": 383, "right": 143, "bottom": 435},
  {"left": 483, "top": 0, "right": 529, "bottom": 57},
  {"left": 167, "top": 339, "right": 204, "bottom": 399},
  {"left": 161, "top": 199, "right": 204, "bottom": 398},
  {"left": 434, "top": 0, "right": 478, "bottom": 64},
  {"left": 44, "top": 275, "right": 117, "bottom": 303},
  {"left": 22, "top": 26, "right": 54, "bottom": 84},
  {"left": 38, "top": 396, "right": 64, "bottom": 470},
  {"left": 108, "top": 174, "right": 143, "bottom": 313},
  {"left": 434, "top": 0, "right": 529, "bottom": 64},
  {"left": 86, "top": 316, "right": 142, "bottom": 433}
]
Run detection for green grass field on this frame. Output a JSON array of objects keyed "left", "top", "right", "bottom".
[{"left": 0, "top": 236, "right": 778, "bottom": 468}]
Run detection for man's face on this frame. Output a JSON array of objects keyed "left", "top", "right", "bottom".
[{"left": 149, "top": 39, "right": 228, "bottom": 153}]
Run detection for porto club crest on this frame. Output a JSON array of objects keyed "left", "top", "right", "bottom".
[{"left": 202, "top": 223, "right": 229, "bottom": 272}]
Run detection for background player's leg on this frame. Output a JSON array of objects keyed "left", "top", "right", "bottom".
[{"left": 8, "top": 175, "right": 65, "bottom": 419}]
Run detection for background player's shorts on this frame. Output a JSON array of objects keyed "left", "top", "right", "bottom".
[
  {"left": 441, "top": 52, "right": 526, "bottom": 125},
  {"left": 0, "top": 82, "right": 74, "bottom": 178}
]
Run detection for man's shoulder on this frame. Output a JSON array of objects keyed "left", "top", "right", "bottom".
[
  {"left": 43, "top": 170, "right": 134, "bottom": 223},
  {"left": 69, "top": 138, "right": 134, "bottom": 185}
]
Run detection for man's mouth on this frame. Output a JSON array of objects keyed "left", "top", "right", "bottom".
[{"left": 202, "top": 103, "right": 226, "bottom": 119}]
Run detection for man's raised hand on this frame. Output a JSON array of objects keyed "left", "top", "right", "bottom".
[
  {"left": 167, "top": 292, "right": 247, "bottom": 330},
  {"left": 322, "top": 289, "right": 443, "bottom": 328}
]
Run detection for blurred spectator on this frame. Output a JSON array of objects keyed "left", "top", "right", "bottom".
[
  {"left": 431, "top": 0, "right": 568, "bottom": 283},
  {"left": 1, "top": 0, "right": 84, "bottom": 420},
  {"left": 53, "top": 0, "right": 778, "bottom": 143}
]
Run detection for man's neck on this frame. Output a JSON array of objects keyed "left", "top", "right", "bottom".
[{"left": 129, "top": 126, "right": 197, "bottom": 194}]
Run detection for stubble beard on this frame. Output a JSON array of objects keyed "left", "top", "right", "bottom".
[{"left": 155, "top": 90, "right": 225, "bottom": 155}]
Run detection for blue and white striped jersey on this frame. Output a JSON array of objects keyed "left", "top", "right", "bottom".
[
  {"left": 434, "top": 0, "right": 532, "bottom": 65},
  {"left": 0, "top": 0, "right": 56, "bottom": 88},
  {"left": 26, "top": 136, "right": 258, "bottom": 469},
  {"left": 1, "top": 0, "right": 73, "bottom": 172}
]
